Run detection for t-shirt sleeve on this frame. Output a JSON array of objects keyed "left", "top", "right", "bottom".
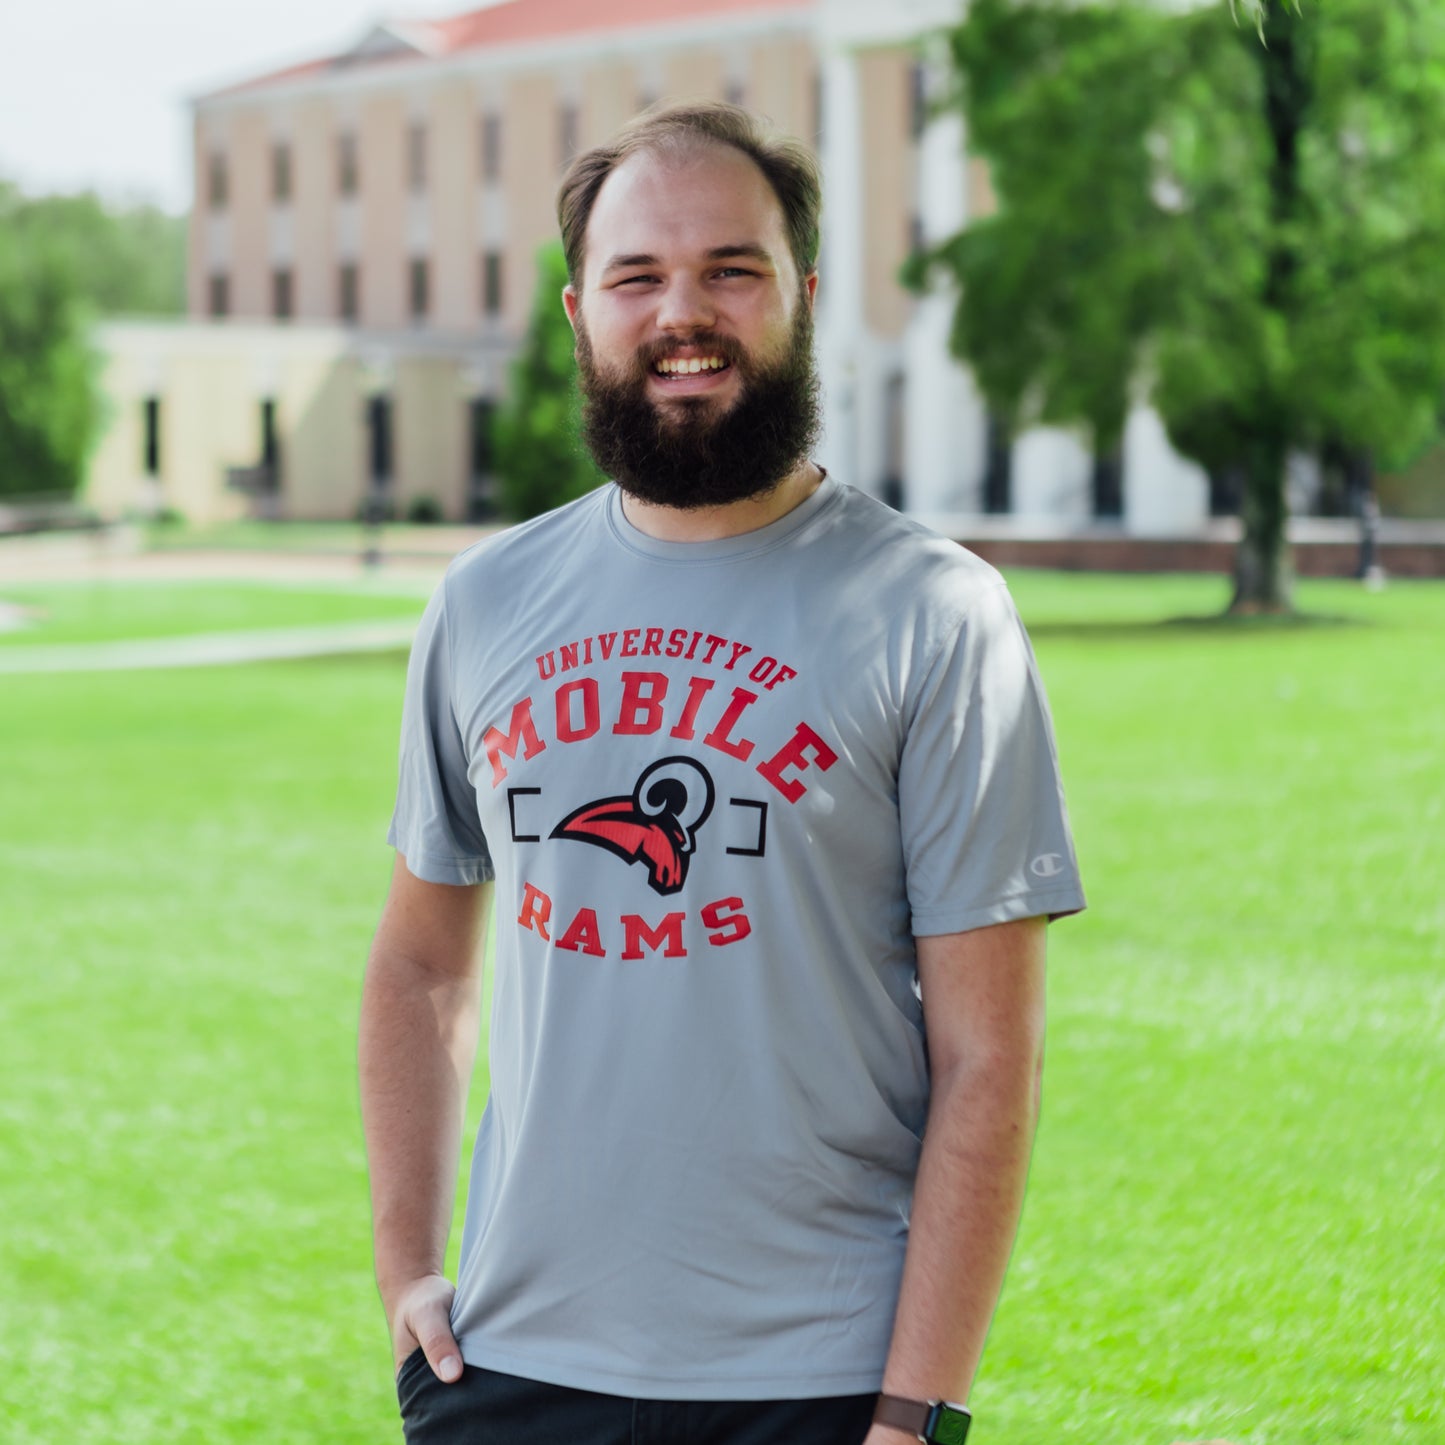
[
  {"left": 898, "top": 580, "right": 1085, "bottom": 936},
  {"left": 386, "top": 577, "right": 494, "bottom": 885}
]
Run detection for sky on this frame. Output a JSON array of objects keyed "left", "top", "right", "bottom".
[{"left": 0, "top": 0, "right": 478, "bottom": 213}]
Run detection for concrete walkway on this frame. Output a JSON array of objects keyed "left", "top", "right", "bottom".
[
  {"left": 0, "top": 619, "right": 419, "bottom": 675},
  {"left": 0, "top": 531, "right": 444, "bottom": 673},
  {"left": 0, "top": 528, "right": 454, "bottom": 585}
]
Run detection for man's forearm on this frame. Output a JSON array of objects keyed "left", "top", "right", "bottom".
[
  {"left": 879, "top": 1053, "right": 1041, "bottom": 1406},
  {"left": 358, "top": 946, "right": 481, "bottom": 1303}
]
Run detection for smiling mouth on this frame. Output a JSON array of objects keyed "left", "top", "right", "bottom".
[{"left": 652, "top": 355, "right": 732, "bottom": 381}]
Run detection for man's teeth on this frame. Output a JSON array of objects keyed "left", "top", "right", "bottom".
[{"left": 654, "top": 357, "right": 728, "bottom": 375}]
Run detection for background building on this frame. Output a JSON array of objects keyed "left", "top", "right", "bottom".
[{"left": 87, "top": 0, "right": 1211, "bottom": 531}]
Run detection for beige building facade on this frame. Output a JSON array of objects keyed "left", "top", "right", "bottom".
[
  {"left": 87, "top": 320, "right": 514, "bottom": 525},
  {"left": 191, "top": 1, "right": 831, "bottom": 345},
  {"left": 88, "top": 0, "right": 1211, "bottom": 533}
]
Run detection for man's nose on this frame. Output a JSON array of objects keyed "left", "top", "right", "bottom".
[{"left": 655, "top": 276, "right": 715, "bottom": 334}]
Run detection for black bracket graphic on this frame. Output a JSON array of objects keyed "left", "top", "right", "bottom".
[
  {"left": 507, "top": 787, "right": 542, "bottom": 843},
  {"left": 725, "top": 797, "right": 768, "bottom": 857}
]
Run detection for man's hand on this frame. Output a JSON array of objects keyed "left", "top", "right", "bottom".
[
  {"left": 361, "top": 861, "right": 488, "bottom": 1387},
  {"left": 388, "top": 1272, "right": 464, "bottom": 1382}
]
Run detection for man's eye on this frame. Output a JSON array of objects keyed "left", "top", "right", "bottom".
[
  {"left": 716, "top": 268, "right": 753, "bottom": 278},
  {"left": 617, "top": 275, "right": 657, "bottom": 286}
]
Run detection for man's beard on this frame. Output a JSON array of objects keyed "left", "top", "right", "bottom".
[{"left": 574, "top": 302, "right": 822, "bottom": 511}]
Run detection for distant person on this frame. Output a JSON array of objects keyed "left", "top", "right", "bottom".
[{"left": 360, "top": 102, "right": 1085, "bottom": 1445}]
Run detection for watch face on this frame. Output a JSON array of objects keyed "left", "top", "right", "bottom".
[{"left": 928, "top": 1404, "right": 971, "bottom": 1445}]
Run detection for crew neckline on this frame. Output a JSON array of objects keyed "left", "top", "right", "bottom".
[{"left": 604, "top": 469, "right": 840, "bottom": 564}]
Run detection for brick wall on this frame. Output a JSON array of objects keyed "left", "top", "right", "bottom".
[{"left": 952, "top": 535, "right": 1445, "bottom": 579}]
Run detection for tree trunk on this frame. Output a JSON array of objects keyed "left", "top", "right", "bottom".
[
  {"left": 1231, "top": 437, "right": 1293, "bottom": 613},
  {"left": 1230, "top": 2, "right": 1312, "bottom": 615}
]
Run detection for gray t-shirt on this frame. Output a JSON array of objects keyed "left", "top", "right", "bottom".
[{"left": 388, "top": 475, "right": 1085, "bottom": 1399}]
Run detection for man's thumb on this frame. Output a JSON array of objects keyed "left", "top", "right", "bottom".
[{"left": 411, "top": 1297, "right": 464, "bottom": 1384}]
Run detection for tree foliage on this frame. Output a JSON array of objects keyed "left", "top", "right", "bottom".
[
  {"left": 0, "top": 180, "right": 187, "bottom": 317},
  {"left": 914, "top": 0, "right": 1445, "bottom": 610},
  {"left": 493, "top": 240, "right": 606, "bottom": 521},
  {"left": 0, "top": 180, "right": 186, "bottom": 500},
  {"left": 0, "top": 190, "right": 102, "bottom": 499}
]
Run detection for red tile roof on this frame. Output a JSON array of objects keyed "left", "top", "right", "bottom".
[
  {"left": 432, "top": 0, "right": 809, "bottom": 51},
  {"left": 211, "top": 0, "right": 812, "bottom": 99}
]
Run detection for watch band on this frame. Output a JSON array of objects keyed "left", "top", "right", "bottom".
[{"left": 873, "top": 1393, "right": 972, "bottom": 1444}]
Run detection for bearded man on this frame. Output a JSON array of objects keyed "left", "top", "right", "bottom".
[{"left": 361, "top": 102, "right": 1085, "bottom": 1445}]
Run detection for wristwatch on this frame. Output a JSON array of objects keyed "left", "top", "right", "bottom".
[{"left": 873, "top": 1392, "right": 972, "bottom": 1444}]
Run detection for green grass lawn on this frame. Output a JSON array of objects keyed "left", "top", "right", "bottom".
[
  {"left": 0, "top": 574, "right": 1440, "bottom": 1444},
  {"left": 141, "top": 518, "right": 487, "bottom": 555},
  {"left": 143, "top": 518, "right": 374, "bottom": 552},
  {"left": 0, "top": 580, "right": 432, "bottom": 648}
]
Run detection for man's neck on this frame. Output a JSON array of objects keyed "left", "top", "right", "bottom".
[{"left": 618, "top": 459, "right": 824, "bottom": 543}]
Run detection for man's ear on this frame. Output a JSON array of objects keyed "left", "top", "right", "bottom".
[
  {"left": 803, "top": 271, "right": 819, "bottom": 310},
  {"left": 563, "top": 284, "right": 580, "bottom": 335}
]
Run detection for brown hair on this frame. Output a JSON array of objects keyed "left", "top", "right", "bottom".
[{"left": 556, "top": 101, "right": 822, "bottom": 290}]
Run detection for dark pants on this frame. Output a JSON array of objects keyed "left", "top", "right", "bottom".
[{"left": 395, "top": 1350, "right": 877, "bottom": 1445}]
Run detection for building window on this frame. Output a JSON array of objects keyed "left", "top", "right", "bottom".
[
  {"left": 339, "top": 263, "right": 359, "bottom": 323},
  {"left": 1208, "top": 465, "right": 1244, "bottom": 517},
  {"left": 272, "top": 268, "right": 293, "bottom": 321},
  {"left": 207, "top": 152, "right": 228, "bottom": 210},
  {"left": 208, "top": 273, "right": 229, "bottom": 318},
  {"left": 481, "top": 113, "right": 502, "bottom": 181},
  {"left": 469, "top": 398, "right": 495, "bottom": 477},
  {"left": 482, "top": 251, "right": 503, "bottom": 318},
  {"left": 408, "top": 122, "right": 427, "bottom": 193},
  {"left": 982, "top": 412, "right": 1013, "bottom": 514},
  {"left": 338, "top": 133, "right": 359, "bottom": 196},
  {"left": 637, "top": 89, "right": 658, "bottom": 114},
  {"left": 409, "top": 257, "right": 429, "bottom": 322},
  {"left": 142, "top": 397, "right": 161, "bottom": 477},
  {"left": 812, "top": 71, "right": 824, "bottom": 146},
  {"left": 908, "top": 213, "right": 925, "bottom": 257},
  {"left": 367, "top": 394, "right": 393, "bottom": 487},
  {"left": 559, "top": 103, "right": 579, "bottom": 167},
  {"left": 909, "top": 61, "right": 928, "bottom": 140},
  {"left": 725, "top": 78, "right": 746, "bottom": 108},
  {"left": 467, "top": 397, "right": 498, "bottom": 520},
  {"left": 259, "top": 399, "right": 281, "bottom": 490},
  {"left": 272, "top": 142, "right": 292, "bottom": 203},
  {"left": 1092, "top": 447, "right": 1124, "bottom": 519}
]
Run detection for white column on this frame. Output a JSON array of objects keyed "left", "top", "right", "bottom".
[
  {"left": 903, "top": 62, "right": 986, "bottom": 513},
  {"left": 1011, "top": 427, "right": 1093, "bottom": 523},
  {"left": 816, "top": 44, "right": 866, "bottom": 491},
  {"left": 1123, "top": 404, "right": 1210, "bottom": 534}
]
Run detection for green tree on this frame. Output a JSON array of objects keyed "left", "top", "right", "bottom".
[
  {"left": 1, "top": 181, "right": 187, "bottom": 317},
  {"left": 0, "top": 190, "right": 101, "bottom": 499},
  {"left": 912, "top": 0, "right": 1445, "bottom": 612},
  {"left": 494, "top": 240, "right": 606, "bottom": 521}
]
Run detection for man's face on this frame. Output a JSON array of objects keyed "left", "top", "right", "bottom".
[{"left": 564, "top": 144, "right": 821, "bottom": 509}]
